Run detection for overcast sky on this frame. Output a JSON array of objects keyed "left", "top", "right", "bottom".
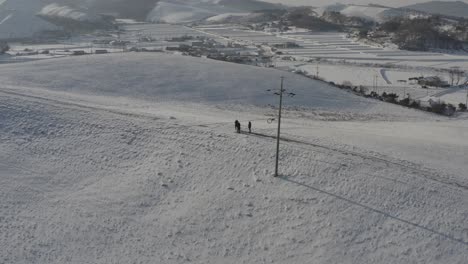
[{"left": 265, "top": 0, "right": 468, "bottom": 8}]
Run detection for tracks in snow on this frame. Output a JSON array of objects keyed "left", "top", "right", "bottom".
[
  {"left": 1, "top": 87, "right": 467, "bottom": 193},
  {"left": 379, "top": 69, "right": 392, "bottom": 85},
  {"left": 241, "top": 130, "right": 468, "bottom": 193}
]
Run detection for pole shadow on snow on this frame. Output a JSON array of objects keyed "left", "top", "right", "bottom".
[
  {"left": 278, "top": 175, "right": 468, "bottom": 247},
  {"left": 240, "top": 131, "right": 284, "bottom": 141},
  {"left": 240, "top": 130, "right": 468, "bottom": 246},
  {"left": 240, "top": 131, "right": 468, "bottom": 192}
]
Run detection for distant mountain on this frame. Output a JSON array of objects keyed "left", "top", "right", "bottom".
[
  {"left": 147, "top": 1, "right": 218, "bottom": 23},
  {"left": 315, "top": 4, "right": 391, "bottom": 22},
  {"left": 48, "top": 0, "right": 281, "bottom": 21},
  {"left": 0, "top": 0, "right": 128, "bottom": 40},
  {"left": 216, "top": 0, "right": 282, "bottom": 11},
  {"left": 314, "top": 3, "right": 446, "bottom": 23},
  {"left": 38, "top": 3, "right": 116, "bottom": 31},
  {"left": 88, "top": 0, "right": 160, "bottom": 20},
  {"left": 147, "top": 0, "right": 283, "bottom": 23},
  {"left": 0, "top": 0, "right": 58, "bottom": 40},
  {"left": 402, "top": 1, "right": 468, "bottom": 18}
]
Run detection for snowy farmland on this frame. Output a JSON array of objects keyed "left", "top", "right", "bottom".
[
  {"left": 190, "top": 27, "right": 468, "bottom": 69},
  {"left": 1, "top": 53, "right": 468, "bottom": 263},
  {"left": 1, "top": 23, "right": 228, "bottom": 64},
  {"left": 3, "top": 21, "right": 467, "bottom": 105},
  {"left": 190, "top": 26, "right": 468, "bottom": 105},
  {"left": 279, "top": 62, "right": 451, "bottom": 99}
]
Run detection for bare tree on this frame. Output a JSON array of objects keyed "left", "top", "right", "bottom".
[
  {"left": 0, "top": 42, "right": 9, "bottom": 54},
  {"left": 448, "top": 67, "right": 465, "bottom": 86},
  {"left": 455, "top": 69, "right": 465, "bottom": 86},
  {"left": 449, "top": 68, "right": 456, "bottom": 86}
]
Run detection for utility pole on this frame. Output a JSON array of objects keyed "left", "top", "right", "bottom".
[
  {"left": 275, "top": 77, "right": 284, "bottom": 177},
  {"left": 465, "top": 81, "right": 468, "bottom": 106},
  {"left": 267, "top": 77, "right": 295, "bottom": 177},
  {"left": 316, "top": 63, "right": 319, "bottom": 79},
  {"left": 372, "top": 75, "right": 378, "bottom": 94}
]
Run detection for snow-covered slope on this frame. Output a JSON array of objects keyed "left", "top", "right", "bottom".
[
  {"left": 87, "top": 0, "right": 160, "bottom": 20},
  {"left": 0, "top": 52, "right": 467, "bottom": 263},
  {"left": 147, "top": 0, "right": 281, "bottom": 23},
  {"left": 316, "top": 4, "right": 390, "bottom": 22},
  {"left": 403, "top": 0, "right": 468, "bottom": 18},
  {"left": 0, "top": 53, "right": 432, "bottom": 119},
  {"left": 0, "top": 0, "right": 58, "bottom": 39},
  {"left": 339, "top": 5, "right": 389, "bottom": 22},
  {"left": 37, "top": 3, "right": 115, "bottom": 30},
  {"left": 39, "top": 4, "right": 99, "bottom": 22},
  {"left": 147, "top": 1, "right": 219, "bottom": 23},
  {"left": 206, "top": 12, "right": 250, "bottom": 22},
  {"left": 314, "top": 3, "right": 348, "bottom": 14},
  {"left": 265, "top": 0, "right": 468, "bottom": 8}
]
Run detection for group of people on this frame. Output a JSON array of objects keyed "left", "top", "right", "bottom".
[{"left": 234, "top": 120, "right": 252, "bottom": 134}]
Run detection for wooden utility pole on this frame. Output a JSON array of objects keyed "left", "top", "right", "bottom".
[
  {"left": 465, "top": 81, "right": 468, "bottom": 106},
  {"left": 275, "top": 77, "right": 284, "bottom": 177},
  {"left": 267, "top": 77, "right": 295, "bottom": 177},
  {"left": 316, "top": 63, "right": 319, "bottom": 79}
]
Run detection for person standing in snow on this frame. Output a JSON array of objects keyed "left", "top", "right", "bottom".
[
  {"left": 237, "top": 121, "right": 241, "bottom": 133},
  {"left": 248, "top": 121, "right": 252, "bottom": 133},
  {"left": 235, "top": 120, "right": 240, "bottom": 133}
]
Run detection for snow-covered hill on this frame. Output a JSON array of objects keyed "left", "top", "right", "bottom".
[
  {"left": 86, "top": 0, "right": 160, "bottom": 20},
  {"left": 147, "top": 0, "right": 281, "bottom": 23},
  {"left": 0, "top": 0, "right": 58, "bottom": 40},
  {"left": 205, "top": 13, "right": 251, "bottom": 22},
  {"left": 0, "top": 52, "right": 467, "bottom": 263},
  {"left": 339, "top": 5, "right": 389, "bottom": 22},
  {"left": 265, "top": 0, "right": 468, "bottom": 8},
  {"left": 314, "top": 3, "right": 433, "bottom": 22},
  {"left": 403, "top": 0, "right": 468, "bottom": 18},
  {"left": 38, "top": 3, "right": 116, "bottom": 30},
  {"left": 0, "top": 53, "right": 431, "bottom": 119},
  {"left": 147, "top": 1, "right": 219, "bottom": 23},
  {"left": 315, "top": 4, "right": 390, "bottom": 22},
  {"left": 39, "top": 3, "right": 102, "bottom": 23}
]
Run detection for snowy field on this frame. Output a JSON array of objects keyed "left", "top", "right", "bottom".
[
  {"left": 0, "top": 53, "right": 437, "bottom": 119},
  {"left": 189, "top": 26, "right": 468, "bottom": 105},
  {"left": 1, "top": 23, "right": 224, "bottom": 64},
  {"left": 276, "top": 32, "right": 468, "bottom": 71},
  {"left": 196, "top": 28, "right": 468, "bottom": 73},
  {"left": 1, "top": 53, "right": 467, "bottom": 263},
  {"left": 276, "top": 62, "right": 449, "bottom": 99},
  {"left": 3, "top": 22, "right": 466, "bottom": 105}
]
